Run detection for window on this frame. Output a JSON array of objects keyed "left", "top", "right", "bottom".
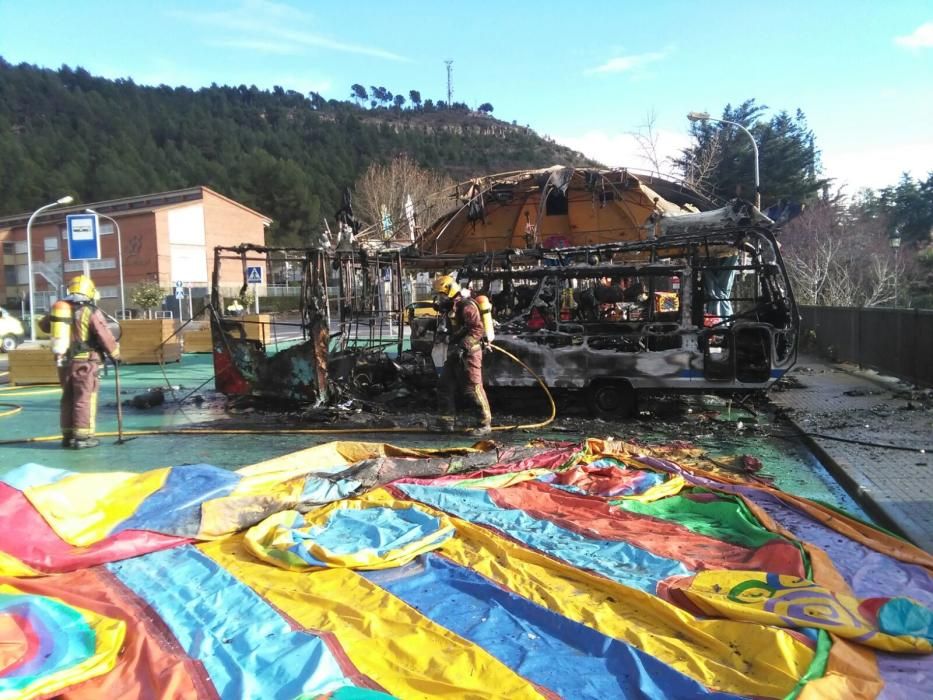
[
  {"left": 2, "top": 242, "right": 14, "bottom": 255},
  {"left": 44, "top": 236, "right": 59, "bottom": 251},
  {"left": 96, "top": 285, "right": 118, "bottom": 299},
  {"left": 4, "top": 266, "right": 16, "bottom": 285},
  {"left": 14, "top": 241, "right": 27, "bottom": 255},
  {"left": 545, "top": 191, "right": 569, "bottom": 216}
]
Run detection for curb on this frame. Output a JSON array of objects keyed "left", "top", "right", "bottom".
[{"left": 776, "top": 409, "right": 916, "bottom": 545}]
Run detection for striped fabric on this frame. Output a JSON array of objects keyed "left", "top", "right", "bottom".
[{"left": 1, "top": 439, "right": 932, "bottom": 698}]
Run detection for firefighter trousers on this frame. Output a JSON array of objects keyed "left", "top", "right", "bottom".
[
  {"left": 58, "top": 360, "right": 101, "bottom": 440},
  {"left": 438, "top": 347, "right": 491, "bottom": 428}
]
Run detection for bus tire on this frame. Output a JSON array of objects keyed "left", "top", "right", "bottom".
[{"left": 587, "top": 380, "right": 636, "bottom": 419}]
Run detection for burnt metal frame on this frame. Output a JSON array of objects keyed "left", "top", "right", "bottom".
[{"left": 420, "top": 225, "right": 799, "bottom": 392}]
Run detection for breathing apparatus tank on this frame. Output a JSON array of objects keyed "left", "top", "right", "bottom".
[
  {"left": 475, "top": 294, "right": 495, "bottom": 343},
  {"left": 49, "top": 299, "right": 73, "bottom": 357}
]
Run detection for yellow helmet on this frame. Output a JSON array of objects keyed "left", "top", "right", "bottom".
[
  {"left": 67, "top": 275, "right": 98, "bottom": 301},
  {"left": 432, "top": 275, "right": 461, "bottom": 299}
]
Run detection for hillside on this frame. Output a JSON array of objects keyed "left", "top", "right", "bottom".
[{"left": 0, "top": 59, "right": 598, "bottom": 244}]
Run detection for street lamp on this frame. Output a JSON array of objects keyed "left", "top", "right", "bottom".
[
  {"left": 85, "top": 208, "right": 125, "bottom": 319},
  {"left": 687, "top": 111, "right": 761, "bottom": 209},
  {"left": 890, "top": 233, "right": 901, "bottom": 308},
  {"left": 26, "top": 195, "right": 74, "bottom": 341}
]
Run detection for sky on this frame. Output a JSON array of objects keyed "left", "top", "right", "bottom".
[{"left": 1, "top": 0, "right": 931, "bottom": 194}]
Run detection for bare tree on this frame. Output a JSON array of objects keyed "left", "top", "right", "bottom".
[
  {"left": 353, "top": 155, "right": 454, "bottom": 244},
  {"left": 781, "top": 200, "right": 912, "bottom": 307},
  {"left": 629, "top": 110, "right": 663, "bottom": 176},
  {"left": 683, "top": 131, "right": 723, "bottom": 196}
]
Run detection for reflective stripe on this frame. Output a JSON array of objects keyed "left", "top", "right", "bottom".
[{"left": 72, "top": 306, "right": 92, "bottom": 360}]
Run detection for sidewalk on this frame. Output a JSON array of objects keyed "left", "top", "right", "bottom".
[{"left": 770, "top": 353, "right": 933, "bottom": 552}]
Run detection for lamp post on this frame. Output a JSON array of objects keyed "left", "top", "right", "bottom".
[
  {"left": 26, "top": 195, "right": 74, "bottom": 341},
  {"left": 85, "top": 209, "right": 125, "bottom": 319},
  {"left": 687, "top": 111, "right": 760, "bottom": 209},
  {"left": 890, "top": 233, "right": 901, "bottom": 308}
]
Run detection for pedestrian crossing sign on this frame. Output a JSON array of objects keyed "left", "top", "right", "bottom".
[{"left": 246, "top": 266, "right": 263, "bottom": 284}]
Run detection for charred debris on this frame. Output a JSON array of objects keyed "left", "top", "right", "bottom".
[{"left": 203, "top": 209, "right": 797, "bottom": 430}]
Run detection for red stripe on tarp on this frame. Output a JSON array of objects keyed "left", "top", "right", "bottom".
[
  {"left": 489, "top": 481, "right": 806, "bottom": 577},
  {"left": 552, "top": 464, "right": 655, "bottom": 497},
  {"left": 0, "top": 483, "right": 188, "bottom": 574},
  {"left": 1, "top": 567, "right": 217, "bottom": 700}
]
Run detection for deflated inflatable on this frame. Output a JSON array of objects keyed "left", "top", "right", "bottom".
[{"left": 0, "top": 438, "right": 931, "bottom": 699}]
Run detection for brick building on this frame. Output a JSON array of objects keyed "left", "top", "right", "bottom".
[{"left": 0, "top": 186, "right": 271, "bottom": 317}]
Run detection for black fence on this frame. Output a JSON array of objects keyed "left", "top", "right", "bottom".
[{"left": 800, "top": 306, "right": 933, "bottom": 388}]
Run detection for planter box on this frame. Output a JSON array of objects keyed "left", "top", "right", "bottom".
[
  {"left": 8, "top": 343, "right": 59, "bottom": 385},
  {"left": 183, "top": 322, "right": 214, "bottom": 353},
  {"left": 119, "top": 319, "right": 181, "bottom": 364}
]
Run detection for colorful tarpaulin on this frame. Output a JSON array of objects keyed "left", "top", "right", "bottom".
[{"left": 0, "top": 438, "right": 931, "bottom": 699}]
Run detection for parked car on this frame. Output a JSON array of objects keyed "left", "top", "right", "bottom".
[{"left": 0, "top": 307, "right": 26, "bottom": 352}]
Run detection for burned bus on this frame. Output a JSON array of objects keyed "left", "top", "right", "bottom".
[
  {"left": 409, "top": 207, "right": 798, "bottom": 416},
  {"left": 204, "top": 169, "right": 797, "bottom": 418}
]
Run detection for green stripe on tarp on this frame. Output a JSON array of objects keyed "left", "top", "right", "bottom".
[
  {"left": 613, "top": 490, "right": 782, "bottom": 549},
  {"left": 784, "top": 629, "right": 832, "bottom": 700}
]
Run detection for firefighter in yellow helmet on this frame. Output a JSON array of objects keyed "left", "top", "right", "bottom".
[
  {"left": 432, "top": 274, "right": 492, "bottom": 436},
  {"left": 39, "top": 275, "right": 120, "bottom": 449}
]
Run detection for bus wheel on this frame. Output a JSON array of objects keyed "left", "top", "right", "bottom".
[{"left": 587, "top": 381, "right": 636, "bottom": 418}]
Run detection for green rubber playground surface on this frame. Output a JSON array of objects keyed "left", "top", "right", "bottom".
[{"left": 0, "top": 349, "right": 869, "bottom": 520}]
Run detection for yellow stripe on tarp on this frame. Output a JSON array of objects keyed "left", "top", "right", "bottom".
[
  {"left": 362, "top": 489, "right": 812, "bottom": 699},
  {"left": 0, "top": 550, "right": 40, "bottom": 578},
  {"left": 199, "top": 535, "right": 547, "bottom": 700},
  {"left": 24, "top": 468, "right": 171, "bottom": 546}
]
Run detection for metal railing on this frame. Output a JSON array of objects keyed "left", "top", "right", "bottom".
[{"left": 800, "top": 305, "right": 933, "bottom": 387}]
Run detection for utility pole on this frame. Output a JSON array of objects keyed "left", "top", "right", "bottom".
[{"left": 444, "top": 60, "right": 453, "bottom": 105}]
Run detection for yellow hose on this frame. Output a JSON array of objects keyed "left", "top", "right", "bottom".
[
  {"left": 0, "top": 403, "right": 22, "bottom": 419},
  {"left": 489, "top": 343, "right": 556, "bottom": 432},
  {"left": 0, "top": 344, "right": 556, "bottom": 443}
]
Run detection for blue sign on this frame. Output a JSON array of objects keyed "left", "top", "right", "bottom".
[
  {"left": 66, "top": 214, "right": 101, "bottom": 261},
  {"left": 246, "top": 266, "right": 263, "bottom": 284}
]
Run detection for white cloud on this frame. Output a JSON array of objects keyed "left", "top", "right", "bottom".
[
  {"left": 584, "top": 52, "right": 666, "bottom": 76},
  {"left": 821, "top": 141, "right": 933, "bottom": 192},
  {"left": 205, "top": 39, "right": 304, "bottom": 56},
  {"left": 170, "top": 0, "right": 410, "bottom": 62},
  {"left": 895, "top": 21, "right": 933, "bottom": 49},
  {"left": 553, "top": 128, "right": 692, "bottom": 176}
]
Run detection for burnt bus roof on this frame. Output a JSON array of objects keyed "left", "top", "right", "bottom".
[{"left": 419, "top": 224, "right": 782, "bottom": 277}]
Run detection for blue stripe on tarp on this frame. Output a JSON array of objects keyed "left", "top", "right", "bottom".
[
  {"left": 1, "top": 463, "right": 73, "bottom": 490},
  {"left": 108, "top": 545, "right": 347, "bottom": 698},
  {"left": 114, "top": 464, "right": 240, "bottom": 537},
  {"left": 364, "top": 554, "right": 742, "bottom": 699},
  {"left": 312, "top": 507, "right": 446, "bottom": 556},
  {"left": 397, "top": 485, "right": 689, "bottom": 592}
]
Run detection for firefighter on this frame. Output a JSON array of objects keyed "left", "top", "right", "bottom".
[
  {"left": 39, "top": 275, "right": 120, "bottom": 449},
  {"left": 433, "top": 275, "right": 492, "bottom": 436}
]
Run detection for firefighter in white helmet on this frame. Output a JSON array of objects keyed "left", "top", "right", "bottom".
[{"left": 39, "top": 275, "right": 120, "bottom": 449}]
